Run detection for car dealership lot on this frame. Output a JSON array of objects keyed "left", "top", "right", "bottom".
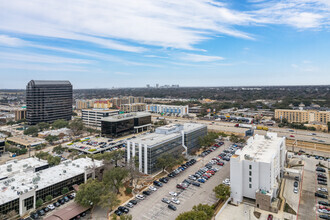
[{"left": 128, "top": 141, "right": 231, "bottom": 220}]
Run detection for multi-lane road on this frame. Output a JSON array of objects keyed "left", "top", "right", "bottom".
[{"left": 157, "top": 116, "right": 330, "bottom": 145}]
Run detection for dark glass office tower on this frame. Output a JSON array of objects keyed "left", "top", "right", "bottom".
[{"left": 26, "top": 80, "right": 73, "bottom": 125}]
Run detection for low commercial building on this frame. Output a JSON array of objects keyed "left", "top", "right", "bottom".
[
  {"left": 101, "top": 112, "right": 151, "bottom": 137},
  {"left": 230, "top": 133, "right": 286, "bottom": 211},
  {"left": 126, "top": 123, "right": 207, "bottom": 174},
  {"left": 146, "top": 104, "right": 189, "bottom": 116},
  {"left": 275, "top": 109, "right": 330, "bottom": 124},
  {"left": 188, "top": 106, "right": 206, "bottom": 115},
  {"left": 0, "top": 157, "right": 103, "bottom": 216},
  {"left": 82, "top": 109, "right": 119, "bottom": 129},
  {"left": 7, "top": 135, "right": 46, "bottom": 147},
  {"left": 120, "top": 103, "right": 146, "bottom": 113}
]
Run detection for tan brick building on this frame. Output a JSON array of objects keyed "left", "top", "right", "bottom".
[{"left": 275, "top": 109, "right": 330, "bottom": 124}]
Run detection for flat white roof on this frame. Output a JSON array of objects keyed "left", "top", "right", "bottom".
[
  {"left": 101, "top": 112, "right": 151, "bottom": 122},
  {"left": 0, "top": 157, "right": 48, "bottom": 180},
  {"left": 235, "top": 132, "right": 285, "bottom": 163},
  {"left": 0, "top": 157, "right": 103, "bottom": 205},
  {"left": 129, "top": 123, "right": 206, "bottom": 147}
]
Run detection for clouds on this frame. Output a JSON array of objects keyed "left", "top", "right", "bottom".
[{"left": 180, "top": 53, "right": 224, "bottom": 62}]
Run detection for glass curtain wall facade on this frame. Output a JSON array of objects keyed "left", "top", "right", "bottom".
[
  {"left": 26, "top": 80, "right": 73, "bottom": 125},
  {"left": 0, "top": 199, "right": 19, "bottom": 216},
  {"left": 101, "top": 119, "right": 134, "bottom": 137},
  {"left": 185, "top": 127, "right": 208, "bottom": 153}
]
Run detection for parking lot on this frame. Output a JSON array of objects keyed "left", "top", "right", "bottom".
[
  {"left": 127, "top": 141, "right": 232, "bottom": 220},
  {"left": 297, "top": 154, "right": 329, "bottom": 220}
]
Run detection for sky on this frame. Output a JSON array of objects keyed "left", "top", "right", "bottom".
[{"left": 0, "top": 0, "right": 330, "bottom": 89}]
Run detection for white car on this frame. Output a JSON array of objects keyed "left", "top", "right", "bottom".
[
  {"left": 136, "top": 195, "right": 145, "bottom": 200},
  {"left": 47, "top": 204, "right": 55, "bottom": 210},
  {"left": 223, "top": 178, "right": 230, "bottom": 185},
  {"left": 188, "top": 175, "right": 196, "bottom": 181},
  {"left": 169, "top": 191, "right": 178, "bottom": 197},
  {"left": 293, "top": 187, "right": 298, "bottom": 194},
  {"left": 171, "top": 198, "right": 180, "bottom": 204},
  {"left": 318, "top": 209, "right": 328, "bottom": 214},
  {"left": 149, "top": 186, "right": 157, "bottom": 191},
  {"left": 318, "top": 188, "right": 328, "bottom": 192}
]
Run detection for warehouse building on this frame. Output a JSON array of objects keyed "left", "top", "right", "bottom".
[
  {"left": 126, "top": 123, "right": 207, "bottom": 174},
  {"left": 230, "top": 133, "right": 286, "bottom": 211},
  {"left": 0, "top": 157, "right": 103, "bottom": 216}
]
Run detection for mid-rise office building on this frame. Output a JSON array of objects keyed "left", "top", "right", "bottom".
[
  {"left": 120, "top": 103, "right": 146, "bottom": 113},
  {"left": 0, "top": 140, "right": 5, "bottom": 156},
  {"left": 146, "top": 104, "right": 189, "bottom": 116},
  {"left": 101, "top": 112, "right": 151, "bottom": 137},
  {"left": 14, "top": 108, "right": 26, "bottom": 121},
  {"left": 0, "top": 157, "right": 103, "bottom": 216},
  {"left": 230, "top": 133, "right": 286, "bottom": 211},
  {"left": 82, "top": 109, "right": 119, "bottom": 129},
  {"left": 126, "top": 123, "right": 207, "bottom": 174},
  {"left": 26, "top": 80, "right": 73, "bottom": 125},
  {"left": 275, "top": 109, "right": 330, "bottom": 124}
]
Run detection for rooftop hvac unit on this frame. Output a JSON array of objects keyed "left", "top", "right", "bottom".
[
  {"left": 34, "top": 185, "right": 38, "bottom": 189},
  {"left": 11, "top": 178, "right": 14, "bottom": 181},
  {"left": 24, "top": 189, "right": 28, "bottom": 193},
  {"left": 14, "top": 160, "right": 17, "bottom": 163},
  {"left": 30, "top": 187, "right": 33, "bottom": 190},
  {"left": 76, "top": 165, "right": 80, "bottom": 167},
  {"left": 63, "top": 170, "right": 66, "bottom": 173},
  {"left": 11, "top": 186, "right": 15, "bottom": 190}
]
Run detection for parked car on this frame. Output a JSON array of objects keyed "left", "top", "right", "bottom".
[
  {"left": 30, "top": 212, "right": 39, "bottom": 220},
  {"left": 53, "top": 202, "right": 60, "bottom": 207},
  {"left": 162, "top": 198, "right": 171, "bottom": 204},
  {"left": 47, "top": 204, "right": 55, "bottom": 210},
  {"left": 319, "top": 181, "right": 328, "bottom": 186},
  {"left": 315, "top": 192, "right": 328, "bottom": 199},
  {"left": 192, "top": 182, "right": 200, "bottom": 187},
  {"left": 118, "top": 206, "right": 129, "bottom": 213},
  {"left": 319, "top": 215, "right": 330, "bottom": 220},
  {"left": 318, "top": 188, "right": 328, "bottom": 193},
  {"left": 153, "top": 180, "right": 163, "bottom": 187},
  {"left": 223, "top": 178, "right": 230, "bottom": 185},
  {"left": 198, "top": 178, "right": 206, "bottom": 183},
  {"left": 37, "top": 209, "right": 45, "bottom": 216},
  {"left": 171, "top": 197, "right": 180, "bottom": 205},
  {"left": 125, "top": 202, "right": 134, "bottom": 208},
  {"left": 169, "top": 191, "right": 178, "bottom": 197},
  {"left": 294, "top": 187, "right": 298, "bottom": 194},
  {"left": 136, "top": 194, "right": 145, "bottom": 200},
  {"left": 149, "top": 186, "right": 157, "bottom": 191},
  {"left": 129, "top": 200, "right": 138, "bottom": 205},
  {"left": 168, "top": 204, "right": 177, "bottom": 211},
  {"left": 43, "top": 207, "right": 50, "bottom": 213},
  {"left": 176, "top": 184, "right": 186, "bottom": 190},
  {"left": 294, "top": 181, "right": 299, "bottom": 187},
  {"left": 142, "top": 190, "right": 152, "bottom": 196},
  {"left": 114, "top": 210, "right": 122, "bottom": 216},
  {"left": 267, "top": 214, "right": 273, "bottom": 220},
  {"left": 319, "top": 201, "right": 330, "bottom": 206},
  {"left": 316, "top": 167, "right": 326, "bottom": 172}
]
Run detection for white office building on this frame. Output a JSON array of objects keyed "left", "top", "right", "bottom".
[
  {"left": 0, "top": 157, "right": 103, "bottom": 216},
  {"left": 82, "top": 109, "right": 119, "bottom": 129},
  {"left": 230, "top": 132, "right": 286, "bottom": 208},
  {"left": 146, "top": 104, "right": 188, "bottom": 116},
  {"left": 126, "top": 123, "right": 207, "bottom": 174}
]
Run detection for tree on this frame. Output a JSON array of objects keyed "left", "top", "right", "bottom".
[
  {"left": 45, "top": 135, "right": 59, "bottom": 144},
  {"left": 109, "top": 150, "right": 125, "bottom": 167},
  {"left": 98, "top": 191, "right": 120, "bottom": 216},
  {"left": 176, "top": 210, "right": 209, "bottom": 220},
  {"left": 37, "top": 122, "right": 50, "bottom": 131},
  {"left": 45, "top": 195, "right": 53, "bottom": 202},
  {"left": 69, "top": 118, "right": 84, "bottom": 136},
  {"left": 75, "top": 179, "right": 104, "bottom": 208},
  {"left": 53, "top": 145, "right": 65, "bottom": 154},
  {"left": 213, "top": 184, "right": 231, "bottom": 200},
  {"left": 52, "top": 119, "right": 69, "bottom": 129},
  {"left": 156, "top": 153, "right": 183, "bottom": 172},
  {"left": 47, "top": 155, "right": 61, "bottom": 166},
  {"left": 192, "top": 204, "right": 214, "bottom": 219},
  {"left": 36, "top": 198, "right": 43, "bottom": 208},
  {"left": 120, "top": 215, "right": 133, "bottom": 220},
  {"left": 62, "top": 187, "right": 69, "bottom": 195},
  {"left": 24, "top": 126, "right": 39, "bottom": 136},
  {"left": 103, "top": 167, "right": 129, "bottom": 194}
]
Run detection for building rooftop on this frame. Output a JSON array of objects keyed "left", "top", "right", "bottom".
[
  {"left": 0, "top": 157, "right": 103, "bottom": 205},
  {"left": 234, "top": 132, "right": 285, "bottom": 163},
  {"left": 101, "top": 112, "right": 151, "bottom": 122},
  {"left": 129, "top": 123, "right": 206, "bottom": 147},
  {"left": 0, "top": 157, "right": 48, "bottom": 180},
  {"left": 28, "top": 80, "right": 72, "bottom": 86},
  {"left": 7, "top": 135, "right": 46, "bottom": 147}
]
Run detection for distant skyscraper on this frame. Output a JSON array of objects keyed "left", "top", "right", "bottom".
[
  {"left": 156, "top": 83, "right": 159, "bottom": 88},
  {"left": 146, "top": 84, "right": 150, "bottom": 88},
  {"left": 26, "top": 80, "right": 73, "bottom": 125}
]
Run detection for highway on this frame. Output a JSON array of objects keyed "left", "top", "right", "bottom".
[{"left": 154, "top": 116, "right": 330, "bottom": 145}]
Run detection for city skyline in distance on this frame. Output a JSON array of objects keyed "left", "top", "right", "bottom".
[{"left": 0, "top": 0, "right": 330, "bottom": 89}]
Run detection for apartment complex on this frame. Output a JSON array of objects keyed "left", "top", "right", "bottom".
[
  {"left": 120, "top": 103, "right": 146, "bottom": 113},
  {"left": 126, "top": 123, "right": 207, "bottom": 174},
  {"left": 146, "top": 104, "right": 189, "bottom": 116},
  {"left": 275, "top": 109, "right": 330, "bottom": 124},
  {"left": 0, "top": 157, "right": 103, "bottom": 216},
  {"left": 26, "top": 80, "right": 73, "bottom": 125},
  {"left": 230, "top": 133, "right": 286, "bottom": 211},
  {"left": 101, "top": 112, "right": 151, "bottom": 137},
  {"left": 82, "top": 109, "right": 119, "bottom": 129},
  {"left": 75, "top": 96, "right": 144, "bottom": 110},
  {"left": 75, "top": 99, "right": 95, "bottom": 110}
]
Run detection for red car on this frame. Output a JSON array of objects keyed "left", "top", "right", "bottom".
[
  {"left": 290, "top": 135, "right": 295, "bottom": 137},
  {"left": 267, "top": 214, "right": 273, "bottom": 220},
  {"left": 217, "top": 162, "right": 224, "bottom": 166},
  {"left": 176, "top": 184, "right": 186, "bottom": 190}
]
